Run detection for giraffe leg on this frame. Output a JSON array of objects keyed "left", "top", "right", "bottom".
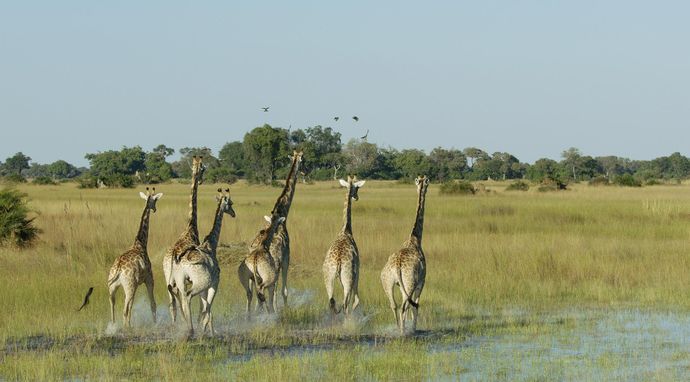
[
  {"left": 381, "top": 273, "right": 399, "bottom": 330},
  {"left": 351, "top": 272, "right": 360, "bottom": 312},
  {"left": 341, "top": 266, "right": 354, "bottom": 315},
  {"left": 198, "top": 291, "right": 208, "bottom": 325},
  {"left": 204, "top": 286, "right": 217, "bottom": 336},
  {"left": 108, "top": 282, "right": 118, "bottom": 324},
  {"left": 167, "top": 287, "right": 177, "bottom": 324},
  {"left": 266, "top": 285, "right": 276, "bottom": 314},
  {"left": 145, "top": 277, "right": 157, "bottom": 324},
  {"left": 239, "top": 263, "right": 253, "bottom": 318},
  {"left": 123, "top": 286, "right": 135, "bottom": 328},
  {"left": 323, "top": 267, "right": 338, "bottom": 315},
  {"left": 281, "top": 255, "right": 289, "bottom": 307},
  {"left": 179, "top": 289, "right": 194, "bottom": 335}
]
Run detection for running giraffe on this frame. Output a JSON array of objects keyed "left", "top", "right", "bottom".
[
  {"left": 249, "top": 150, "right": 303, "bottom": 310},
  {"left": 107, "top": 187, "right": 163, "bottom": 327},
  {"left": 238, "top": 212, "right": 286, "bottom": 317},
  {"left": 380, "top": 175, "right": 430, "bottom": 334},
  {"left": 163, "top": 156, "right": 205, "bottom": 323},
  {"left": 168, "top": 188, "right": 235, "bottom": 335},
  {"left": 322, "top": 176, "right": 365, "bottom": 315}
]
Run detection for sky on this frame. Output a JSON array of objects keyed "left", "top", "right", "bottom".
[{"left": 1, "top": 1, "right": 689, "bottom": 167}]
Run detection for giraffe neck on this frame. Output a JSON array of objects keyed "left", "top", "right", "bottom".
[
  {"left": 186, "top": 167, "right": 201, "bottom": 243},
  {"left": 202, "top": 202, "right": 225, "bottom": 255},
  {"left": 134, "top": 205, "right": 152, "bottom": 251},
  {"left": 272, "top": 156, "right": 300, "bottom": 219},
  {"left": 341, "top": 190, "right": 353, "bottom": 234},
  {"left": 260, "top": 222, "right": 279, "bottom": 249},
  {"left": 410, "top": 186, "right": 427, "bottom": 245}
]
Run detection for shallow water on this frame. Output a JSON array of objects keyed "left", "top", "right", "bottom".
[{"left": 431, "top": 309, "right": 690, "bottom": 380}]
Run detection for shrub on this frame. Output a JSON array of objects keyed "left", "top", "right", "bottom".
[
  {"left": 440, "top": 180, "right": 475, "bottom": 195},
  {"left": 506, "top": 180, "right": 530, "bottom": 191},
  {"left": 588, "top": 176, "right": 610, "bottom": 186},
  {"left": 32, "top": 176, "right": 58, "bottom": 185},
  {"left": 76, "top": 175, "right": 98, "bottom": 189},
  {"left": 0, "top": 188, "right": 41, "bottom": 247},
  {"left": 645, "top": 179, "right": 662, "bottom": 186},
  {"left": 537, "top": 184, "right": 558, "bottom": 192},
  {"left": 613, "top": 174, "right": 641, "bottom": 187},
  {"left": 2, "top": 174, "right": 27, "bottom": 184}
]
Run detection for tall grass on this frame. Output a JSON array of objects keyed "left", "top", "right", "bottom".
[{"left": 3, "top": 181, "right": 690, "bottom": 379}]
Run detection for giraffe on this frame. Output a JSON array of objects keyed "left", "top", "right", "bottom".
[
  {"left": 322, "top": 176, "right": 366, "bottom": 315},
  {"left": 380, "top": 175, "right": 430, "bottom": 334},
  {"left": 168, "top": 188, "right": 235, "bottom": 335},
  {"left": 107, "top": 187, "right": 163, "bottom": 327},
  {"left": 238, "top": 212, "right": 286, "bottom": 317},
  {"left": 249, "top": 150, "right": 303, "bottom": 310},
  {"left": 163, "top": 156, "right": 205, "bottom": 323}
]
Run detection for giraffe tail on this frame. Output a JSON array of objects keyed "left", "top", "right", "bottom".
[
  {"left": 398, "top": 266, "right": 418, "bottom": 310},
  {"left": 251, "top": 256, "right": 265, "bottom": 302},
  {"left": 107, "top": 270, "right": 120, "bottom": 286}
]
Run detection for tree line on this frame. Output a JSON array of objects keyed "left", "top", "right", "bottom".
[{"left": 2, "top": 124, "right": 690, "bottom": 187}]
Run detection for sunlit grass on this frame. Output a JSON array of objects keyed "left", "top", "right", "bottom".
[{"left": 3, "top": 180, "right": 690, "bottom": 379}]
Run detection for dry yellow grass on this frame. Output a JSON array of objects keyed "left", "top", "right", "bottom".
[{"left": 2, "top": 180, "right": 690, "bottom": 379}]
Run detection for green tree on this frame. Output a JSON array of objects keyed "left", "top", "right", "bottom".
[
  {"left": 172, "top": 147, "right": 220, "bottom": 179},
  {"left": 243, "top": 124, "right": 290, "bottom": 183},
  {"left": 393, "top": 149, "right": 430, "bottom": 179},
  {"left": 48, "top": 160, "right": 80, "bottom": 179},
  {"left": 85, "top": 146, "right": 146, "bottom": 187},
  {"left": 343, "top": 139, "right": 379, "bottom": 177},
  {"left": 218, "top": 141, "right": 246, "bottom": 176},
  {"left": 428, "top": 147, "right": 467, "bottom": 181},
  {"left": 3, "top": 152, "right": 31, "bottom": 176},
  {"left": 463, "top": 147, "right": 488, "bottom": 168}
]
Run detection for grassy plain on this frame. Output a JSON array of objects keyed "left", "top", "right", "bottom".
[{"left": 2, "top": 180, "right": 690, "bottom": 380}]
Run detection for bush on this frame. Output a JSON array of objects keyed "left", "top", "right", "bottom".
[
  {"left": 588, "top": 176, "right": 610, "bottom": 186},
  {"left": 440, "top": 180, "right": 475, "bottom": 195},
  {"left": 76, "top": 175, "right": 98, "bottom": 189},
  {"left": 506, "top": 180, "right": 530, "bottom": 191},
  {"left": 32, "top": 176, "right": 58, "bottom": 185},
  {"left": 2, "top": 174, "right": 27, "bottom": 184},
  {"left": 645, "top": 179, "right": 662, "bottom": 186},
  {"left": 613, "top": 174, "right": 642, "bottom": 187},
  {"left": 0, "top": 188, "right": 41, "bottom": 247},
  {"left": 537, "top": 184, "right": 558, "bottom": 192}
]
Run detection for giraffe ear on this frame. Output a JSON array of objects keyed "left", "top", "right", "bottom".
[
  {"left": 139, "top": 192, "right": 148, "bottom": 200},
  {"left": 354, "top": 180, "right": 366, "bottom": 188},
  {"left": 339, "top": 179, "right": 349, "bottom": 188},
  {"left": 153, "top": 193, "right": 163, "bottom": 200},
  {"left": 264, "top": 215, "right": 272, "bottom": 223}
]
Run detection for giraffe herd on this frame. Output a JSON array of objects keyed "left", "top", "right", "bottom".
[{"left": 106, "top": 152, "right": 430, "bottom": 335}]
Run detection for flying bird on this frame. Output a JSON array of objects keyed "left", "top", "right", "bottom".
[
  {"left": 261, "top": 107, "right": 270, "bottom": 112},
  {"left": 334, "top": 117, "right": 340, "bottom": 122},
  {"left": 360, "top": 129, "right": 369, "bottom": 140},
  {"left": 352, "top": 116, "right": 359, "bottom": 122},
  {"left": 77, "top": 287, "right": 94, "bottom": 311}
]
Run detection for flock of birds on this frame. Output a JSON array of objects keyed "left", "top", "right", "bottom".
[
  {"left": 261, "top": 106, "right": 369, "bottom": 140},
  {"left": 78, "top": 153, "right": 428, "bottom": 336}
]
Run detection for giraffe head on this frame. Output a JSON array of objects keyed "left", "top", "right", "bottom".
[
  {"left": 288, "top": 150, "right": 304, "bottom": 165},
  {"left": 415, "top": 175, "right": 430, "bottom": 194},
  {"left": 139, "top": 187, "right": 163, "bottom": 212},
  {"left": 191, "top": 156, "right": 206, "bottom": 184},
  {"left": 339, "top": 175, "right": 366, "bottom": 201},
  {"left": 251, "top": 212, "right": 285, "bottom": 249},
  {"left": 216, "top": 188, "right": 236, "bottom": 218}
]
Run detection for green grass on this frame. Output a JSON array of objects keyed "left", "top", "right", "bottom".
[{"left": 3, "top": 180, "right": 690, "bottom": 380}]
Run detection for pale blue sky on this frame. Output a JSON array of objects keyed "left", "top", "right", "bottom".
[{"left": 1, "top": 1, "right": 689, "bottom": 166}]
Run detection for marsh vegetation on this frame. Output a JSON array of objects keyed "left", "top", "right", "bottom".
[{"left": 2, "top": 181, "right": 690, "bottom": 380}]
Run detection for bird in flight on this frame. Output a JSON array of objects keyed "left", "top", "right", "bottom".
[
  {"left": 334, "top": 117, "right": 340, "bottom": 122},
  {"left": 360, "top": 129, "right": 369, "bottom": 140},
  {"left": 261, "top": 107, "right": 270, "bottom": 112},
  {"left": 77, "top": 287, "right": 94, "bottom": 311},
  {"left": 352, "top": 116, "right": 359, "bottom": 122}
]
